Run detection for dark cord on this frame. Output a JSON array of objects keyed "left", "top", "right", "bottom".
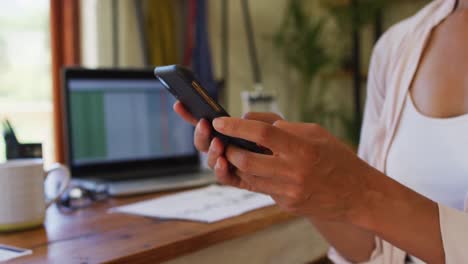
[
  {"left": 111, "top": 0, "right": 120, "bottom": 67},
  {"left": 135, "top": 0, "right": 150, "bottom": 67},
  {"left": 221, "top": 0, "right": 229, "bottom": 87},
  {"left": 240, "top": 0, "right": 262, "bottom": 86}
]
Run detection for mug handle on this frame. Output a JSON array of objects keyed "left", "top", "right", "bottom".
[{"left": 45, "top": 163, "right": 71, "bottom": 209}]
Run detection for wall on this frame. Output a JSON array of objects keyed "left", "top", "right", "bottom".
[
  {"left": 208, "top": 0, "right": 293, "bottom": 118},
  {"left": 79, "top": 0, "right": 430, "bottom": 119},
  {"left": 207, "top": 0, "right": 431, "bottom": 120},
  {"left": 80, "top": 0, "right": 144, "bottom": 68}
]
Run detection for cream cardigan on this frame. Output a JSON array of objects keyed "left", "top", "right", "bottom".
[{"left": 328, "top": 0, "right": 468, "bottom": 263}]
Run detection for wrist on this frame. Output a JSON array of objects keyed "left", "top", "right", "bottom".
[
  {"left": 347, "top": 163, "right": 439, "bottom": 234},
  {"left": 346, "top": 165, "right": 443, "bottom": 263},
  {"left": 346, "top": 163, "right": 386, "bottom": 231}
]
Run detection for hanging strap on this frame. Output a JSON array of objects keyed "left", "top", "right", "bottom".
[
  {"left": 183, "top": 0, "right": 197, "bottom": 66},
  {"left": 241, "top": 0, "right": 262, "bottom": 89}
]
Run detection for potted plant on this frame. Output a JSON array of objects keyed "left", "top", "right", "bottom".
[
  {"left": 273, "top": 0, "right": 388, "bottom": 147},
  {"left": 273, "top": 0, "right": 331, "bottom": 124}
]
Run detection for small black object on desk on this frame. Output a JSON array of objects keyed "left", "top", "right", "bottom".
[{"left": 2, "top": 119, "right": 42, "bottom": 160}]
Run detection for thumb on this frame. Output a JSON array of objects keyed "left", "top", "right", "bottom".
[
  {"left": 273, "top": 120, "right": 326, "bottom": 139},
  {"left": 242, "top": 112, "right": 283, "bottom": 125}
]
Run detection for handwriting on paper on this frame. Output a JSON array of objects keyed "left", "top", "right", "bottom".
[{"left": 109, "top": 185, "right": 275, "bottom": 223}]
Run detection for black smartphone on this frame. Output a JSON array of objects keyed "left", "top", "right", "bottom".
[{"left": 154, "top": 65, "right": 266, "bottom": 154}]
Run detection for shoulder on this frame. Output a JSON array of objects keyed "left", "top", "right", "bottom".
[
  {"left": 369, "top": 0, "right": 448, "bottom": 86},
  {"left": 373, "top": 0, "right": 448, "bottom": 60}
]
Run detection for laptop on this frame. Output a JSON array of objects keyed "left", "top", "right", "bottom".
[{"left": 62, "top": 68, "right": 215, "bottom": 196}]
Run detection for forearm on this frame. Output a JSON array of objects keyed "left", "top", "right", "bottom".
[
  {"left": 352, "top": 166, "right": 444, "bottom": 263},
  {"left": 308, "top": 217, "right": 376, "bottom": 262}
]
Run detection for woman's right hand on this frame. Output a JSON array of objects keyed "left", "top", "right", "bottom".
[
  {"left": 173, "top": 101, "right": 283, "bottom": 169},
  {"left": 174, "top": 101, "right": 378, "bottom": 262}
]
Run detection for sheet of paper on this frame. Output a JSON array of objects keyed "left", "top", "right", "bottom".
[
  {"left": 0, "top": 244, "right": 32, "bottom": 261},
  {"left": 109, "top": 185, "right": 275, "bottom": 223}
]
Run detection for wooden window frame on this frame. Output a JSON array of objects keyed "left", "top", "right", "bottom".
[{"left": 50, "top": 0, "right": 81, "bottom": 162}]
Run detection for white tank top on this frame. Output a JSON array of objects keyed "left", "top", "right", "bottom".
[
  {"left": 387, "top": 94, "right": 468, "bottom": 210},
  {"left": 387, "top": 94, "right": 468, "bottom": 263}
]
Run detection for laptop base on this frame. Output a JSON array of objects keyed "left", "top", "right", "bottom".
[{"left": 74, "top": 171, "right": 216, "bottom": 197}]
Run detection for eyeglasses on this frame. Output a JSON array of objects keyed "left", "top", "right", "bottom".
[{"left": 57, "top": 184, "right": 109, "bottom": 211}]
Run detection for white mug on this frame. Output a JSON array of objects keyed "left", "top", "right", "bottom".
[{"left": 0, "top": 159, "right": 70, "bottom": 232}]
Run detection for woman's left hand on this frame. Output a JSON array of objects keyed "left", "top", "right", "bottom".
[{"left": 212, "top": 117, "right": 375, "bottom": 222}]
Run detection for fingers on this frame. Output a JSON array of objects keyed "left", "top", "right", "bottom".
[
  {"left": 224, "top": 145, "right": 287, "bottom": 180},
  {"left": 214, "top": 157, "right": 262, "bottom": 189},
  {"left": 214, "top": 157, "right": 241, "bottom": 187},
  {"left": 242, "top": 112, "right": 283, "bottom": 124},
  {"left": 207, "top": 138, "right": 224, "bottom": 168},
  {"left": 213, "top": 117, "right": 297, "bottom": 152},
  {"left": 214, "top": 157, "right": 291, "bottom": 197},
  {"left": 174, "top": 101, "right": 198, "bottom": 126},
  {"left": 194, "top": 119, "right": 212, "bottom": 152},
  {"left": 174, "top": 101, "right": 213, "bottom": 153},
  {"left": 239, "top": 174, "right": 289, "bottom": 197}
]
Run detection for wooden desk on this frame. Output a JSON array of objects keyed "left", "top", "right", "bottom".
[{"left": 0, "top": 189, "right": 328, "bottom": 264}]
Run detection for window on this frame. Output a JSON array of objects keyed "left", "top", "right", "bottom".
[{"left": 0, "top": 0, "right": 52, "bottom": 162}]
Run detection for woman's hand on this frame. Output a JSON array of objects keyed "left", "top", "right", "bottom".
[
  {"left": 212, "top": 117, "right": 374, "bottom": 223},
  {"left": 173, "top": 101, "right": 283, "bottom": 169}
]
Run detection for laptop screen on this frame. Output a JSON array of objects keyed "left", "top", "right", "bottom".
[{"left": 64, "top": 70, "right": 197, "bottom": 175}]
